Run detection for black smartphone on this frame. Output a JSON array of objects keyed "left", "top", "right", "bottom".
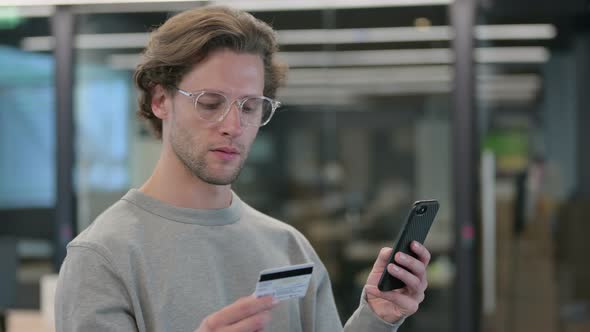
[{"left": 377, "top": 200, "right": 439, "bottom": 292}]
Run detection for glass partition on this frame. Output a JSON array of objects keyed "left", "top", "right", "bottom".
[
  {"left": 477, "top": 2, "right": 590, "bottom": 331},
  {"left": 0, "top": 4, "right": 55, "bottom": 310},
  {"left": 0, "top": 7, "right": 54, "bottom": 208}
]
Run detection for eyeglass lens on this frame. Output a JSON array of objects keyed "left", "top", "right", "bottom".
[{"left": 195, "top": 92, "right": 272, "bottom": 126}]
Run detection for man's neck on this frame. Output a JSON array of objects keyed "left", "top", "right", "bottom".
[{"left": 139, "top": 149, "right": 232, "bottom": 210}]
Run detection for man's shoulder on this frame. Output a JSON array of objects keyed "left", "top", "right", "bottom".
[
  {"left": 239, "top": 201, "right": 315, "bottom": 249},
  {"left": 241, "top": 202, "right": 298, "bottom": 233},
  {"left": 68, "top": 196, "right": 142, "bottom": 254}
]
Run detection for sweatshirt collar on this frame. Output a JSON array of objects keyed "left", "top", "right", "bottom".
[{"left": 122, "top": 189, "right": 241, "bottom": 226}]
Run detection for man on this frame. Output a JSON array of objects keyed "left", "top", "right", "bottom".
[{"left": 55, "top": 6, "right": 431, "bottom": 332}]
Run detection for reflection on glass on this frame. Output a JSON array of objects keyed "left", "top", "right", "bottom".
[
  {"left": 75, "top": 63, "right": 131, "bottom": 230},
  {"left": 0, "top": 45, "right": 54, "bottom": 208}
]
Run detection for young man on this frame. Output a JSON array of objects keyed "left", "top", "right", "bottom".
[{"left": 55, "top": 6, "right": 431, "bottom": 332}]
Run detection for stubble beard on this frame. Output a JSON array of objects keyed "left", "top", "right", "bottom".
[{"left": 169, "top": 121, "right": 247, "bottom": 186}]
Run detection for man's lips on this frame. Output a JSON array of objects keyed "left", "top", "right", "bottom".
[
  {"left": 210, "top": 146, "right": 241, "bottom": 161},
  {"left": 212, "top": 146, "right": 240, "bottom": 155}
]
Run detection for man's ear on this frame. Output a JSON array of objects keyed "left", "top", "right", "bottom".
[{"left": 151, "top": 85, "right": 171, "bottom": 120}]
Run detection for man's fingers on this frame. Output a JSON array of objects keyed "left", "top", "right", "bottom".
[
  {"left": 372, "top": 243, "right": 431, "bottom": 275},
  {"left": 387, "top": 263, "right": 422, "bottom": 292},
  {"left": 393, "top": 252, "right": 426, "bottom": 279},
  {"left": 410, "top": 241, "right": 431, "bottom": 265},
  {"left": 226, "top": 310, "right": 272, "bottom": 332},
  {"left": 371, "top": 247, "right": 393, "bottom": 271},
  {"left": 206, "top": 295, "right": 275, "bottom": 328}
]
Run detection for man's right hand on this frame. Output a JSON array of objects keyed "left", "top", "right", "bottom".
[{"left": 195, "top": 295, "right": 277, "bottom": 332}]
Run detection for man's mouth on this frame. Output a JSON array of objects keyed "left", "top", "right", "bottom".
[{"left": 211, "top": 146, "right": 241, "bottom": 161}]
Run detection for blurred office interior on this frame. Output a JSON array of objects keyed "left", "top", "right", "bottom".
[{"left": 0, "top": 0, "right": 589, "bottom": 331}]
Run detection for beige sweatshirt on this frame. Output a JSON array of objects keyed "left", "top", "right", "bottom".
[{"left": 55, "top": 189, "right": 402, "bottom": 332}]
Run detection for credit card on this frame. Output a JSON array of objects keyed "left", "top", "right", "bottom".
[{"left": 254, "top": 262, "right": 314, "bottom": 302}]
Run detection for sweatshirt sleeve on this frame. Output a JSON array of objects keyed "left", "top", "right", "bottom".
[
  {"left": 55, "top": 244, "right": 139, "bottom": 332},
  {"left": 310, "top": 263, "right": 404, "bottom": 332},
  {"left": 343, "top": 289, "right": 405, "bottom": 332}
]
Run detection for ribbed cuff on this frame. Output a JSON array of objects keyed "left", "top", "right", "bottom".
[{"left": 343, "top": 289, "right": 405, "bottom": 332}]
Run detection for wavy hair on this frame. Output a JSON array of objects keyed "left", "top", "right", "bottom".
[{"left": 133, "top": 6, "right": 287, "bottom": 138}]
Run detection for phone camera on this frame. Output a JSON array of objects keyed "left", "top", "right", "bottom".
[{"left": 417, "top": 205, "right": 428, "bottom": 215}]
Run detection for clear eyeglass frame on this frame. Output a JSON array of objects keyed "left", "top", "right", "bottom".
[{"left": 175, "top": 87, "right": 281, "bottom": 127}]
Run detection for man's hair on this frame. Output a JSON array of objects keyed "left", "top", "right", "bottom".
[{"left": 133, "top": 5, "right": 287, "bottom": 138}]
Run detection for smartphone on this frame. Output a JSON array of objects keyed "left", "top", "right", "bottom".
[{"left": 377, "top": 200, "right": 439, "bottom": 292}]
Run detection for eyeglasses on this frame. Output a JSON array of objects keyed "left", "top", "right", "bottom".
[{"left": 175, "top": 88, "right": 281, "bottom": 127}]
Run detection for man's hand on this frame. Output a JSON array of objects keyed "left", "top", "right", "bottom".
[
  {"left": 195, "top": 295, "right": 276, "bottom": 332},
  {"left": 364, "top": 241, "right": 431, "bottom": 323}
]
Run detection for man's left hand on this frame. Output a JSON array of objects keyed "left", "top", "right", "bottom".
[{"left": 364, "top": 241, "right": 431, "bottom": 323}]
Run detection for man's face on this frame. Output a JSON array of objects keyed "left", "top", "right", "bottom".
[{"left": 165, "top": 49, "right": 264, "bottom": 185}]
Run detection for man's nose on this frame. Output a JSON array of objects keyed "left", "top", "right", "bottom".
[{"left": 218, "top": 101, "right": 243, "bottom": 137}]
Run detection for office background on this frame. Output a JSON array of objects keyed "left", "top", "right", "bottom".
[{"left": 0, "top": 0, "right": 589, "bottom": 331}]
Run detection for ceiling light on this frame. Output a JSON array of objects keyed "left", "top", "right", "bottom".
[
  {"left": 277, "top": 26, "right": 451, "bottom": 44},
  {"left": 280, "top": 47, "right": 548, "bottom": 67},
  {"left": 5, "top": 0, "right": 451, "bottom": 8},
  {"left": 213, "top": 0, "right": 453, "bottom": 11},
  {"left": 21, "top": 23, "right": 556, "bottom": 51},
  {"left": 0, "top": 0, "right": 202, "bottom": 6},
  {"left": 476, "top": 24, "right": 557, "bottom": 40},
  {"left": 280, "top": 49, "right": 453, "bottom": 67},
  {"left": 0, "top": 6, "right": 54, "bottom": 18},
  {"left": 105, "top": 46, "right": 548, "bottom": 70},
  {"left": 278, "top": 24, "right": 556, "bottom": 45},
  {"left": 22, "top": 33, "right": 148, "bottom": 51},
  {"left": 475, "top": 47, "right": 549, "bottom": 63},
  {"left": 286, "top": 66, "right": 452, "bottom": 86}
]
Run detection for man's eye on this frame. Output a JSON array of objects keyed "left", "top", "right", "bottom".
[
  {"left": 242, "top": 106, "right": 256, "bottom": 113},
  {"left": 242, "top": 100, "right": 262, "bottom": 113},
  {"left": 198, "top": 101, "right": 223, "bottom": 110}
]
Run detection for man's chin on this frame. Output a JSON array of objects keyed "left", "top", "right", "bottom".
[
  {"left": 193, "top": 169, "right": 240, "bottom": 186},
  {"left": 202, "top": 177, "right": 235, "bottom": 186}
]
